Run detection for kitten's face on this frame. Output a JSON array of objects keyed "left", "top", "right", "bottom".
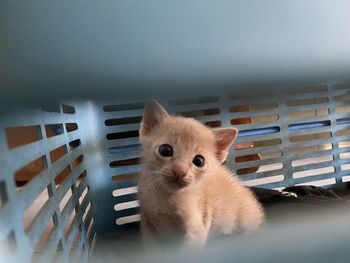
[
  {"left": 140, "top": 100, "right": 237, "bottom": 192},
  {"left": 142, "top": 117, "right": 217, "bottom": 191}
]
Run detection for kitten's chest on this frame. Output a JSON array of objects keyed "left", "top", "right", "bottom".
[
  {"left": 142, "top": 193, "right": 187, "bottom": 230},
  {"left": 145, "top": 194, "right": 184, "bottom": 216}
]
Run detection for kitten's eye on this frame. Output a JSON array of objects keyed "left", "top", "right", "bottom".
[
  {"left": 193, "top": 155, "right": 205, "bottom": 167},
  {"left": 159, "top": 144, "right": 173, "bottom": 157}
]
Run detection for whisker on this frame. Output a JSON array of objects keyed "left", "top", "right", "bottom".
[{"left": 147, "top": 176, "right": 163, "bottom": 191}]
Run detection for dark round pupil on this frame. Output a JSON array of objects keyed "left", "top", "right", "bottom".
[
  {"left": 193, "top": 155, "right": 205, "bottom": 167},
  {"left": 159, "top": 144, "right": 173, "bottom": 157}
]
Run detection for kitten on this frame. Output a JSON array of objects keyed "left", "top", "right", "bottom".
[{"left": 138, "top": 100, "right": 264, "bottom": 247}]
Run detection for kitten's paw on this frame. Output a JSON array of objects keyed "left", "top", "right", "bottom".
[
  {"left": 240, "top": 209, "right": 265, "bottom": 232},
  {"left": 184, "top": 232, "right": 206, "bottom": 248}
]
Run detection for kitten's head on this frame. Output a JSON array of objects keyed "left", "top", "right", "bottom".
[{"left": 139, "top": 100, "right": 238, "bottom": 192}]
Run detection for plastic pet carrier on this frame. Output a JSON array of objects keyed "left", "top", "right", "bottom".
[{"left": 1, "top": 1, "right": 350, "bottom": 263}]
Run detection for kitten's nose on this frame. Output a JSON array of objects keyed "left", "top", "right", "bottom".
[{"left": 172, "top": 164, "right": 187, "bottom": 179}]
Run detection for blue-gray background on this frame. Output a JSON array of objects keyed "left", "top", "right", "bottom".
[{"left": 1, "top": 0, "right": 350, "bottom": 108}]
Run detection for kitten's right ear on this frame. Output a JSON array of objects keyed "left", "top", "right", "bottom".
[
  {"left": 212, "top": 128, "right": 238, "bottom": 163},
  {"left": 140, "top": 100, "right": 169, "bottom": 137}
]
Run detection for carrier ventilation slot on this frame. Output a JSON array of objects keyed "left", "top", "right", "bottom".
[
  {"left": 339, "top": 141, "right": 350, "bottom": 148},
  {"left": 79, "top": 187, "right": 89, "bottom": 205},
  {"left": 33, "top": 218, "right": 54, "bottom": 253},
  {"left": 64, "top": 208, "right": 77, "bottom": 238},
  {"left": 235, "top": 151, "right": 282, "bottom": 163},
  {"left": 113, "top": 186, "right": 138, "bottom": 197},
  {"left": 23, "top": 187, "right": 49, "bottom": 231},
  {"left": 340, "top": 152, "right": 350, "bottom": 159},
  {"left": 59, "top": 188, "right": 73, "bottom": 212},
  {"left": 105, "top": 116, "right": 142, "bottom": 126},
  {"left": 293, "top": 167, "right": 335, "bottom": 179},
  {"left": 114, "top": 200, "right": 139, "bottom": 211},
  {"left": 66, "top": 123, "right": 78, "bottom": 132},
  {"left": 242, "top": 175, "right": 284, "bottom": 187},
  {"left": 296, "top": 178, "right": 336, "bottom": 187},
  {"left": 83, "top": 202, "right": 92, "bottom": 223},
  {"left": 69, "top": 139, "right": 81, "bottom": 150},
  {"left": 109, "top": 158, "right": 141, "bottom": 168},
  {"left": 62, "top": 104, "right": 76, "bottom": 114},
  {"left": 177, "top": 108, "right": 220, "bottom": 118},
  {"left": 108, "top": 144, "right": 142, "bottom": 155},
  {"left": 76, "top": 171, "right": 87, "bottom": 188},
  {"left": 239, "top": 127, "right": 280, "bottom": 137},
  {"left": 50, "top": 145, "right": 68, "bottom": 163},
  {"left": 237, "top": 163, "right": 283, "bottom": 176},
  {"left": 288, "top": 120, "right": 331, "bottom": 131},
  {"left": 290, "top": 143, "right": 333, "bottom": 154},
  {"left": 0, "top": 181, "right": 9, "bottom": 208},
  {"left": 41, "top": 103, "right": 61, "bottom": 113},
  {"left": 45, "top": 124, "right": 64, "bottom": 138},
  {"left": 343, "top": 175, "right": 350, "bottom": 182},
  {"left": 169, "top": 96, "right": 218, "bottom": 106},
  {"left": 337, "top": 129, "right": 350, "bottom": 137},
  {"left": 103, "top": 102, "right": 144, "bottom": 112},
  {"left": 334, "top": 94, "right": 350, "bottom": 102},
  {"left": 230, "top": 102, "right": 278, "bottom": 113},
  {"left": 111, "top": 173, "right": 139, "bottom": 184},
  {"left": 5, "top": 125, "right": 42, "bottom": 149},
  {"left": 116, "top": 214, "right": 141, "bottom": 226},
  {"left": 336, "top": 106, "right": 350, "bottom": 113},
  {"left": 234, "top": 138, "right": 281, "bottom": 150},
  {"left": 205, "top": 120, "right": 222, "bottom": 128},
  {"left": 288, "top": 108, "right": 329, "bottom": 118},
  {"left": 231, "top": 114, "right": 279, "bottom": 125},
  {"left": 286, "top": 97, "right": 329, "bottom": 107},
  {"left": 292, "top": 155, "right": 334, "bottom": 167},
  {"left": 289, "top": 132, "right": 331, "bottom": 143},
  {"left": 15, "top": 155, "right": 47, "bottom": 188},
  {"left": 106, "top": 130, "right": 139, "bottom": 140},
  {"left": 285, "top": 86, "right": 327, "bottom": 94},
  {"left": 55, "top": 165, "right": 72, "bottom": 187},
  {"left": 334, "top": 83, "right": 350, "bottom": 90},
  {"left": 337, "top": 118, "right": 350, "bottom": 125}
]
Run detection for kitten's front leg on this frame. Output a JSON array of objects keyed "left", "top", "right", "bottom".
[
  {"left": 141, "top": 217, "right": 158, "bottom": 248},
  {"left": 183, "top": 213, "right": 209, "bottom": 248},
  {"left": 238, "top": 198, "right": 264, "bottom": 233}
]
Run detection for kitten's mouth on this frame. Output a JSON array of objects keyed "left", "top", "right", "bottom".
[{"left": 165, "top": 177, "right": 189, "bottom": 188}]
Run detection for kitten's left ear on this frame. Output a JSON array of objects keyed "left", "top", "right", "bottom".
[
  {"left": 140, "top": 100, "right": 169, "bottom": 138},
  {"left": 212, "top": 128, "right": 238, "bottom": 163}
]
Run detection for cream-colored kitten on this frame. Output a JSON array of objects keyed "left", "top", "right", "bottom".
[{"left": 138, "top": 100, "right": 264, "bottom": 247}]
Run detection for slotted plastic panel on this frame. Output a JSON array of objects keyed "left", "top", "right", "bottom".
[
  {"left": 102, "top": 101, "right": 144, "bottom": 233},
  {"left": 1, "top": 82, "right": 350, "bottom": 254},
  {"left": 0, "top": 104, "right": 94, "bottom": 263},
  {"left": 99, "top": 82, "right": 350, "bottom": 234}
]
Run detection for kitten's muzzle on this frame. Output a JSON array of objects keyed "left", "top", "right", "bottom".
[{"left": 172, "top": 165, "right": 187, "bottom": 180}]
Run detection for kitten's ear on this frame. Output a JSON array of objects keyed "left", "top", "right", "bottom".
[
  {"left": 140, "top": 100, "right": 169, "bottom": 137},
  {"left": 212, "top": 128, "right": 238, "bottom": 163}
]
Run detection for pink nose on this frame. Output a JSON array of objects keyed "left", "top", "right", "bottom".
[{"left": 172, "top": 164, "right": 187, "bottom": 179}]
